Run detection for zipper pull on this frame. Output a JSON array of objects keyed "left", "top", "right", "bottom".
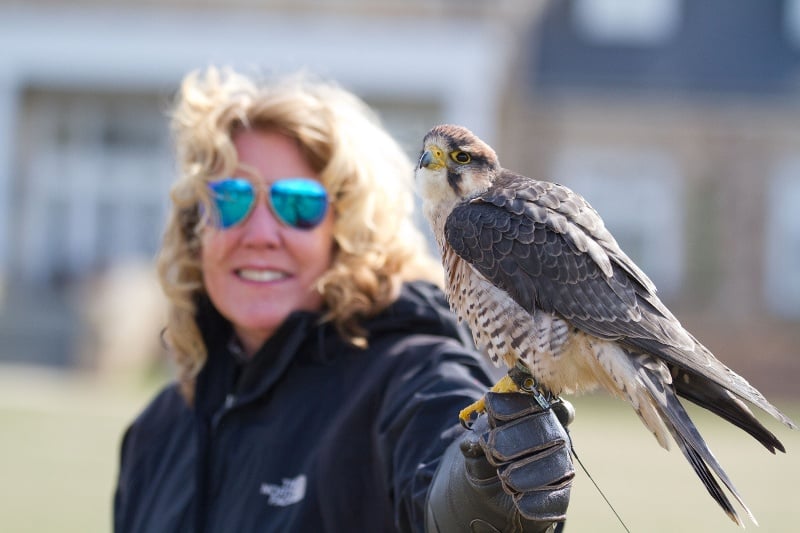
[{"left": 224, "top": 393, "right": 236, "bottom": 409}]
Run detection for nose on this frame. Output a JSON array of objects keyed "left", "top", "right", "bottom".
[{"left": 240, "top": 198, "right": 282, "bottom": 247}]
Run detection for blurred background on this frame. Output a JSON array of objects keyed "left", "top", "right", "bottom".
[{"left": 0, "top": 0, "right": 798, "bottom": 531}]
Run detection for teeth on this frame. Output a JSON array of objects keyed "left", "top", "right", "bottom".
[{"left": 237, "top": 269, "right": 287, "bottom": 282}]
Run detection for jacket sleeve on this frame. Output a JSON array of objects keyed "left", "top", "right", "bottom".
[
  {"left": 374, "top": 334, "right": 492, "bottom": 532},
  {"left": 112, "top": 385, "right": 195, "bottom": 533}
]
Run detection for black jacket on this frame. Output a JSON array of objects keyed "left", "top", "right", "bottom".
[{"left": 114, "top": 281, "right": 493, "bottom": 533}]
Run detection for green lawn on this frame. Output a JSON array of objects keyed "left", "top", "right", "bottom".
[
  {"left": 0, "top": 365, "right": 798, "bottom": 532},
  {"left": 564, "top": 394, "right": 800, "bottom": 532},
  {"left": 0, "top": 366, "right": 162, "bottom": 533}
]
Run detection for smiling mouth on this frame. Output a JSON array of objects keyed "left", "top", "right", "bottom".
[{"left": 236, "top": 269, "right": 289, "bottom": 282}]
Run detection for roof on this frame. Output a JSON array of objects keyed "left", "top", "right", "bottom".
[{"left": 530, "top": 0, "right": 800, "bottom": 95}]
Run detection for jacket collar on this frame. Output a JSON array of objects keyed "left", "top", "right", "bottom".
[
  {"left": 193, "top": 296, "right": 321, "bottom": 415},
  {"left": 191, "top": 281, "right": 470, "bottom": 414}
]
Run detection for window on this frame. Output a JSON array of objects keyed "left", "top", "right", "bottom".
[
  {"left": 14, "top": 89, "right": 173, "bottom": 283},
  {"left": 573, "top": 0, "right": 681, "bottom": 45},
  {"left": 764, "top": 156, "right": 800, "bottom": 318},
  {"left": 551, "top": 145, "right": 684, "bottom": 298}
]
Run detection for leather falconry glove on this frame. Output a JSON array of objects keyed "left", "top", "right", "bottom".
[{"left": 426, "top": 392, "right": 575, "bottom": 533}]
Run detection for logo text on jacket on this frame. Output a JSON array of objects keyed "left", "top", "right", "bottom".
[{"left": 260, "top": 475, "right": 307, "bottom": 506}]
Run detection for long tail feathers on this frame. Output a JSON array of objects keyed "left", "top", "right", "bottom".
[
  {"left": 674, "top": 368, "right": 786, "bottom": 453},
  {"left": 638, "top": 362, "right": 758, "bottom": 526},
  {"left": 674, "top": 337, "right": 798, "bottom": 432}
]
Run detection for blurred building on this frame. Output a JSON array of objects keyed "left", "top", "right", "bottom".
[{"left": 0, "top": 0, "right": 798, "bottom": 395}]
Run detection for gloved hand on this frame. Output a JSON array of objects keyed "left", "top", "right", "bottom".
[{"left": 426, "top": 392, "right": 575, "bottom": 533}]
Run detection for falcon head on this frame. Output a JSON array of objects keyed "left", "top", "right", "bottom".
[{"left": 416, "top": 124, "right": 500, "bottom": 210}]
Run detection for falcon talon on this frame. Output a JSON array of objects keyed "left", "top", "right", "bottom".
[
  {"left": 458, "top": 397, "right": 486, "bottom": 429},
  {"left": 458, "top": 406, "right": 481, "bottom": 430}
]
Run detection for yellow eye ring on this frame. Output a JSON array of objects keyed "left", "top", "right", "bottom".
[{"left": 450, "top": 151, "right": 471, "bottom": 164}]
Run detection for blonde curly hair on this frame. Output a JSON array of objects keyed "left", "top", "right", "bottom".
[{"left": 158, "top": 67, "right": 442, "bottom": 402}]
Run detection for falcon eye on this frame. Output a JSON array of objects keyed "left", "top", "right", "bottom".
[{"left": 450, "top": 151, "right": 471, "bottom": 164}]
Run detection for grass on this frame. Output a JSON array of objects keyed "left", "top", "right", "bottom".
[
  {"left": 0, "top": 365, "right": 162, "bottom": 533},
  {"left": 0, "top": 365, "right": 798, "bottom": 532},
  {"left": 565, "top": 394, "right": 800, "bottom": 532}
]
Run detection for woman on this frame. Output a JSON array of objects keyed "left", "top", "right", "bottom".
[{"left": 114, "top": 67, "right": 573, "bottom": 533}]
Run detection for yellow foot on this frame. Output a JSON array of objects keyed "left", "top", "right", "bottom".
[
  {"left": 489, "top": 374, "right": 522, "bottom": 393},
  {"left": 459, "top": 375, "right": 521, "bottom": 427},
  {"left": 459, "top": 398, "right": 486, "bottom": 427}
]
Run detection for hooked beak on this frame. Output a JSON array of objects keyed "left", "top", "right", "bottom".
[{"left": 418, "top": 145, "right": 445, "bottom": 170}]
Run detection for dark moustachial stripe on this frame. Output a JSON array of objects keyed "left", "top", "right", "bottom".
[{"left": 447, "top": 169, "right": 462, "bottom": 194}]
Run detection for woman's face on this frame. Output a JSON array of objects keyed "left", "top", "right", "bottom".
[{"left": 200, "top": 129, "right": 335, "bottom": 356}]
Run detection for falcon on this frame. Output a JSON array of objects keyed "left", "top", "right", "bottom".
[{"left": 415, "top": 123, "right": 797, "bottom": 526}]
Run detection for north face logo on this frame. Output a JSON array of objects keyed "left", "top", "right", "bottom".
[{"left": 260, "top": 475, "right": 307, "bottom": 507}]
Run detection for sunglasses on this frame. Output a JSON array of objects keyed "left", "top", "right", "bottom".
[{"left": 208, "top": 177, "right": 329, "bottom": 230}]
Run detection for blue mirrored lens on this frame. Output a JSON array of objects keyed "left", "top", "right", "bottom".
[
  {"left": 209, "top": 178, "right": 255, "bottom": 228},
  {"left": 270, "top": 178, "right": 328, "bottom": 229}
]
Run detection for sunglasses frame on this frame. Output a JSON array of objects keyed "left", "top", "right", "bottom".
[{"left": 207, "top": 176, "right": 329, "bottom": 230}]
